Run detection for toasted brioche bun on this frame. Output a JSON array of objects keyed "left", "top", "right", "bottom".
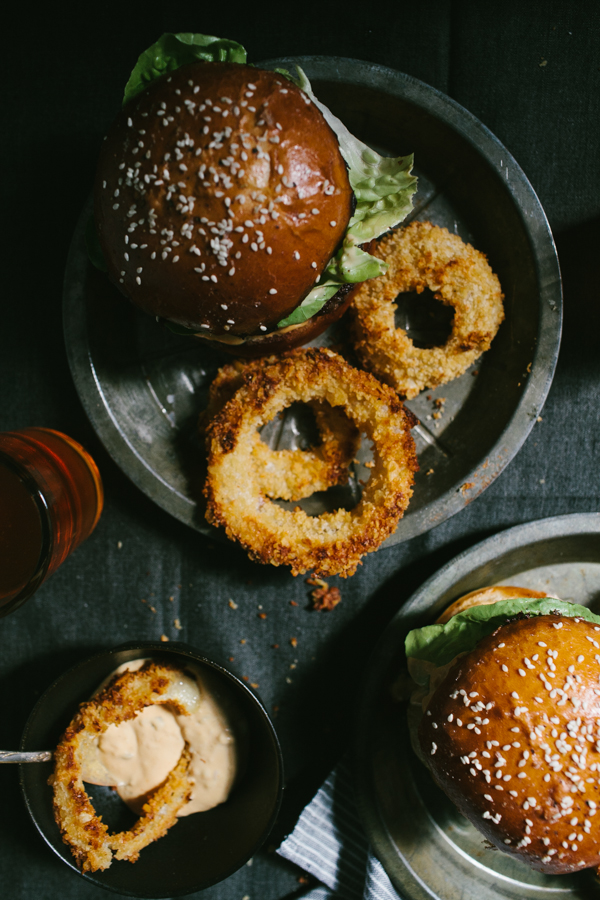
[
  {"left": 435, "top": 585, "right": 550, "bottom": 624},
  {"left": 95, "top": 62, "right": 353, "bottom": 347},
  {"left": 192, "top": 281, "right": 359, "bottom": 358},
  {"left": 418, "top": 613, "right": 600, "bottom": 874}
]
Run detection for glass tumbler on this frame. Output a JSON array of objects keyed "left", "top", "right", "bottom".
[{"left": 0, "top": 428, "right": 103, "bottom": 617}]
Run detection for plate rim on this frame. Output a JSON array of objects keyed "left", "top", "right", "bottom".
[
  {"left": 63, "top": 55, "right": 563, "bottom": 543},
  {"left": 353, "top": 511, "right": 600, "bottom": 899}
]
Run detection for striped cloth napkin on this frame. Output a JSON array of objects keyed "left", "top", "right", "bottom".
[{"left": 277, "top": 759, "right": 400, "bottom": 900}]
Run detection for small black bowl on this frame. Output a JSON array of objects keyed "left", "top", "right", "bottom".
[{"left": 20, "top": 642, "right": 283, "bottom": 897}]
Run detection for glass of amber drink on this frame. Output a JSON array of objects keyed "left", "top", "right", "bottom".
[{"left": 0, "top": 428, "right": 103, "bottom": 617}]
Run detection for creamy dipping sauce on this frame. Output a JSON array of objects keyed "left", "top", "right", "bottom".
[{"left": 81, "top": 660, "right": 237, "bottom": 817}]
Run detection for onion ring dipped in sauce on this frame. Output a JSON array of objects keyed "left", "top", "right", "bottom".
[
  {"left": 203, "top": 348, "right": 418, "bottom": 577},
  {"left": 199, "top": 359, "right": 361, "bottom": 502},
  {"left": 51, "top": 662, "right": 200, "bottom": 872},
  {"left": 351, "top": 221, "right": 504, "bottom": 399}
]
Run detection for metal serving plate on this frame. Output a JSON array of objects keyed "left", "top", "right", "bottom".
[
  {"left": 354, "top": 513, "right": 600, "bottom": 899},
  {"left": 63, "top": 57, "right": 561, "bottom": 542}
]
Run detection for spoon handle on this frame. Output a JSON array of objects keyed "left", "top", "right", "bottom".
[{"left": 0, "top": 750, "right": 53, "bottom": 763}]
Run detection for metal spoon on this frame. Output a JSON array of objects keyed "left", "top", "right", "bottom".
[{"left": 0, "top": 750, "right": 52, "bottom": 763}]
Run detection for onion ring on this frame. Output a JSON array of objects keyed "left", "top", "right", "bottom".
[
  {"left": 50, "top": 662, "right": 194, "bottom": 872},
  {"left": 351, "top": 221, "right": 504, "bottom": 398},
  {"left": 200, "top": 359, "right": 360, "bottom": 501},
  {"left": 203, "top": 348, "right": 418, "bottom": 577}
]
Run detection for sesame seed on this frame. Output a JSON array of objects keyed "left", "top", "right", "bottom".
[
  {"left": 330, "top": 220, "right": 337, "bottom": 227},
  {"left": 269, "top": 289, "right": 277, "bottom": 294}
]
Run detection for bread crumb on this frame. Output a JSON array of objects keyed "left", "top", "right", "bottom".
[
  {"left": 311, "top": 581, "right": 342, "bottom": 611},
  {"left": 228, "top": 599, "right": 238, "bottom": 609},
  {"left": 174, "top": 618, "right": 182, "bottom": 630},
  {"left": 160, "top": 634, "right": 169, "bottom": 642},
  {"left": 290, "top": 637, "right": 298, "bottom": 648}
]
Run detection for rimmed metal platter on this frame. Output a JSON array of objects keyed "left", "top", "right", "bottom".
[
  {"left": 63, "top": 56, "right": 562, "bottom": 543},
  {"left": 354, "top": 513, "right": 600, "bottom": 899}
]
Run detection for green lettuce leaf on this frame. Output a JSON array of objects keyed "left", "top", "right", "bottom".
[
  {"left": 405, "top": 598, "right": 600, "bottom": 668},
  {"left": 277, "top": 66, "right": 417, "bottom": 327},
  {"left": 123, "top": 33, "right": 247, "bottom": 106},
  {"left": 277, "top": 283, "right": 339, "bottom": 328}
]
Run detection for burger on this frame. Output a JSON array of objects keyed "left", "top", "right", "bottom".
[
  {"left": 91, "top": 32, "right": 417, "bottom": 356},
  {"left": 405, "top": 587, "right": 600, "bottom": 875}
]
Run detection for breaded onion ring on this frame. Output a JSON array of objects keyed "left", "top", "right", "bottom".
[
  {"left": 204, "top": 348, "right": 418, "bottom": 577},
  {"left": 50, "top": 663, "right": 193, "bottom": 872},
  {"left": 200, "top": 360, "right": 360, "bottom": 501},
  {"left": 351, "top": 221, "right": 504, "bottom": 398}
]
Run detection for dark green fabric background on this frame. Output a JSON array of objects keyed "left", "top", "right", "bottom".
[{"left": 1, "top": 2, "right": 599, "bottom": 897}]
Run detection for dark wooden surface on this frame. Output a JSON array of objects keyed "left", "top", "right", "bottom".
[{"left": 1, "top": 2, "right": 599, "bottom": 898}]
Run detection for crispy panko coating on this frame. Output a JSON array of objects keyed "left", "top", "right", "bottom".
[
  {"left": 50, "top": 663, "right": 193, "bottom": 872},
  {"left": 204, "top": 348, "right": 418, "bottom": 577},
  {"left": 351, "top": 221, "right": 504, "bottom": 398},
  {"left": 200, "top": 359, "right": 360, "bottom": 502}
]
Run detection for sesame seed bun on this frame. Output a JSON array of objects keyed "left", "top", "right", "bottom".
[
  {"left": 415, "top": 611, "right": 600, "bottom": 875},
  {"left": 94, "top": 61, "right": 353, "bottom": 347}
]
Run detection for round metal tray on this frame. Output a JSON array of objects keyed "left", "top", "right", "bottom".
[
  {"left": 354, "top": 512, "right": 600, "bottom": 899},
  {"left": 63, "top": 57, "right": 562, "bottom": 543}
]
